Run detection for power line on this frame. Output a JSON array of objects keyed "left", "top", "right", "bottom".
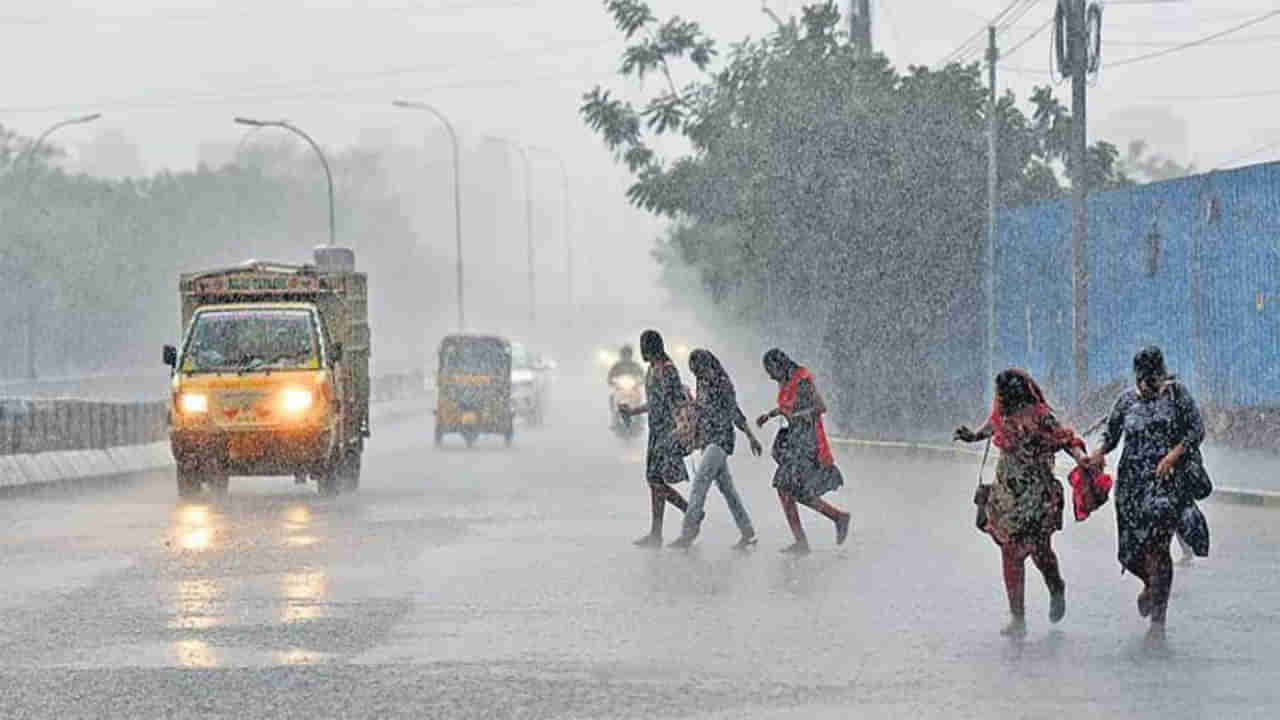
[
  {"left": 1002, "top": 15, "right": 1053, "bottom": 60},
  {"left": 1106, "top": 32, "right": 1280, "bottom": 47},
  {"left": 0, "top": 0, "right": 539, "bottom": 28},
  {"left": 1105, "top": 9, "right": 1280, "bottom": 69},
  {"left": 0, "top": 41, "right": 613, "bottom": 115},
  {"left": 937, "top": 0, "right": 1027, "bottom": 66}
]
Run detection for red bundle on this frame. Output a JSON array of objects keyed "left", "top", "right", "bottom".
[{"left": 1069, "top": 466, "right": 1113, "bottom": 521}]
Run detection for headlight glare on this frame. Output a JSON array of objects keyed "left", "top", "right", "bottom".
[
  {"left": 280, "top": 388, "right": 314, "bottom": 414},
  {"left": 180, "top": 393, "right": 209, "bottom": 414}
]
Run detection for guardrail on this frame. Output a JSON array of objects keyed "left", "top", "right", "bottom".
[{"left": 0, "top": 371, "right": 427, "bottom": 456}]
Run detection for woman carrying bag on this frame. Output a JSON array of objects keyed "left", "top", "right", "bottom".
[
  {"left": 1083, "top": 346, "right": 1211, "bottom": 640},
  {"left": 955, "top": 369, "right": 1092, "bottom": 637},
  {"left": 757, "top": 348, "right": 851, "bottom": 555}
]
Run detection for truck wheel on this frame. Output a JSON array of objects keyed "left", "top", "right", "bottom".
[
  {"left": 208, "top": 475, "right": 230, "bottom": 495},
  {"left": 339, "top": 450, "right": 362, "bottom": 492},
  {"left": 176, "top": 470, "right": 201, "bottom": 498},
  {"left": 317, "top": 469, "right": 341, "bottom": 497}
]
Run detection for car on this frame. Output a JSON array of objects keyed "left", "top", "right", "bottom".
[{"left": 510, "top": 342, "right": 553, "bottom": 426}]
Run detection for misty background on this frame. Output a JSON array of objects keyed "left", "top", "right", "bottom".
[{"left": 3, "top": 0, "right": 1276, "bottom": 435}]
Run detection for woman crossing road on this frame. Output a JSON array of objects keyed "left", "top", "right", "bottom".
[
  {"left": 757, "top": 348, "right": 851, "bottom": 555},
  {"left": 668, "top": 349, "right": 763, "bottom": 550},
  {"left": 955, "top": 368, "right": 1091, "bottom": 637}
]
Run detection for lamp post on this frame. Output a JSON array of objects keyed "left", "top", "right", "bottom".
[
  {"left": 485, "top": 136, "right": 535, "bottom": 327},
  {"left": 529, "top": 145, "right": 572, "bottom": 316},
  {"left": 7, "top": 112, "right": 103, "bottom": 380},
  {"left": 231, "top": 124, "right": 269, "bottom": 257},
  {"left": 393, "top": 100, "right": 465, "bottom": 331},
  {"left": 233, "top": 117, "right": 335, "bottom": 247}
]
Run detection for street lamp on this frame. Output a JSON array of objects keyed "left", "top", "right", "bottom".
[
  {"left": 529, "top": 145, "right": 572, "bottom": 315},
  {"left": 485, "top": 136, "right": 536, "bottom": 327},
  {"left": 233, "top": 117, "right": 336, "bottom": 247},
  {"left": 393, "top": 100, "right": 465, "bottom": 331},
  {"left": 5, "top": 112, "right": 102, "bottom": 380},
  {"left": 231, "top": 124, "right": 270, "bottom": 257}
]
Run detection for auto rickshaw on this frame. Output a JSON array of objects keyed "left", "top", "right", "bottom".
[{"left": 434, "top": 334, "right": 514, "bottom": 448}]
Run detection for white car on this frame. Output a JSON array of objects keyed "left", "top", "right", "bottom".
[{"left": 510, "top": 342, "right": 553, "bottom": 426}]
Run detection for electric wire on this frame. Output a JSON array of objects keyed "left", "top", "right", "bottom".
[{"left": 1105, "top": 9, "right": 1280, "bottom": 69}]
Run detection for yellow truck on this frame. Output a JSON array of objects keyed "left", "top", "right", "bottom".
[{"left": 162, "top": 248, "right": 370, "bottom": 497}]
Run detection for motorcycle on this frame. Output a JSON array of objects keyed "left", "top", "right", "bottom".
[{"left": 610, "top": 374, "right": 646, "bottom": 440}]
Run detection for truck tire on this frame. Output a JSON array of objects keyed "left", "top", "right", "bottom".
[
  {"left": 338, "top": 450, "right": 361, "bottom": 492},
  {"left": 317, "top": 468, "right": 341, "bottom": 497},
  {"left": 208, "top": 475, "right": 230, "bottom": 495},
  {"left": 176, "top": 470, "right": 201, "bottom": 498}
]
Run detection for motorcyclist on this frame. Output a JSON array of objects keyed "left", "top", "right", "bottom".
[
  {"left": 608, "top": 345, "right": 645, "bottom": 428},
  {"left": 608, "top": 345, "right": 644, "bottom": 384}
]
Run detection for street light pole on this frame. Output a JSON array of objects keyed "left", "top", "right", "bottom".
[
  {"left": 232, "top": 124, "right": 269, "bottom": 258},
  {"left": 486, "top": 136, "right": 536, "bottom": 328},
  {"left": 529, "top": 145, "right": 572, "bottom": 316},
  {"left": 393, "top": 100, "right": 465, "bottom": 331},
  {"left": 233, "top": 117, "right": 336, "bottom": 247},
  {"left": 6, "top": 112, "right": 103, "bottom": 380}
]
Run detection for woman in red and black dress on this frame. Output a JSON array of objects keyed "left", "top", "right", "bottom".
[
  {"left": 955, "top": 369, "right": 1091, "bottom": 637},
  {"left": 757, "top": 349, "right": 851, "bottom": 555}
]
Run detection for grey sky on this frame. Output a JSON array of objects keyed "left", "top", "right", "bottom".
[{"left": 6, "top": 1, "right": 1280, "bottom": 174}]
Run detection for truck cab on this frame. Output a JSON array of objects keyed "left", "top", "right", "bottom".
[{"left": 164, "top": 251, "right": 369, "bottom": 497}]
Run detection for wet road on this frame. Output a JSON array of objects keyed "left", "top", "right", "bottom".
[{"left": 2, "top": 404, "right": 1279, "bottom": 719}]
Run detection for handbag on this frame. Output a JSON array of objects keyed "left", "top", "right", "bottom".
[
  {"left": 973, "top": 437, "right": 992, "bottom": 532},
  {"left": 671, "top": 385, "right": 697, "bottom": 457},
  {"left": 1179, "top": 448, "right": 1213, "bottom": 501},
  {"left": 771, "top": 424, "right": 791, "bottom": 464}
]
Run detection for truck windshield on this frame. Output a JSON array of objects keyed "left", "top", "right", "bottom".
[{"left": 183, "top": 309, "right": 320, "bottom": 373}]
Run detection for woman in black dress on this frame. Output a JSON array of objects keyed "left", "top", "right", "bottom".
[
  {"left": 619, "top": 330, "right": 690, "bottom": 547},
  {"left": 1084, "top": 346, "right": 1208, "bottom": 638}
]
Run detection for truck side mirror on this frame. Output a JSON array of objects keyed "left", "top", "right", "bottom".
[
  {"left": 163, "top": 345, "right": 177, "bottom": 368},
  {"left": 330, "top": 342, "right": 343, "bottom": 364}
]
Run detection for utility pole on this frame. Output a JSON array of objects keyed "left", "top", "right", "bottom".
[
  {"left": 850, "top": 0, "right": 872, "bottom": 57},
  {"left": 985, "top": 25, "right": 998, "bottom": 403},
  {"left": 1068, "top": 0, "right": 1089, "bottom": 407}
]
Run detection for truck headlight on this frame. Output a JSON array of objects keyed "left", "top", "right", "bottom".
[
  {"left": 280, "top": 388, "right": 314, "bottom": 414},
  {"left": 179, "top": 393, "right": 209, "bottom": 414}
]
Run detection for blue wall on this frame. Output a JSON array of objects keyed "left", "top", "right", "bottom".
[{"left": 995, "top": 161, "right": 1280, "bottom": 408}]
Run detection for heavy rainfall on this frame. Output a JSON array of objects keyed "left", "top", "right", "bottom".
[{"left": 1, "top": 0, "right": 1278, "bottom": 718}]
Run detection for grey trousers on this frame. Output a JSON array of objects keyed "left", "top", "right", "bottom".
[{"left": 681, "top": 444, "right": 755, "bottom": 539}]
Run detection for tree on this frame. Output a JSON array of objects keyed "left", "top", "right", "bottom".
[{"left": 583, "top": 1, "right": 1130, "bottom": 436}]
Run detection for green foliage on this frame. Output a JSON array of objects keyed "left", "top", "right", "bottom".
[
  {"left": 582, "top": 1, "right": 1135, "bottom": 436},
  {"left": 0, "top": 127, "right": 428, "bottom": 379}
]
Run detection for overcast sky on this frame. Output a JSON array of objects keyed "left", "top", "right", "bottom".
[
  {"left": 5, "top": 0, "right": 1279, "bottom": 173},
  {"left": 3, "top": 0, "right": 1278, "bottom": 320}
]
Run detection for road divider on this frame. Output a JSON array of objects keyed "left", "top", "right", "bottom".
[{"left": 829, "top": 435, "right": 1280, "bottom": 510}]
